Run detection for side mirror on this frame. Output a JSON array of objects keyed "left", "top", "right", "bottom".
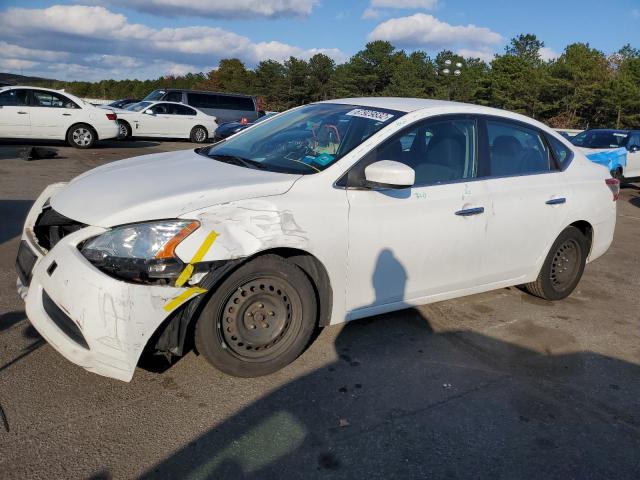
[
  {"left": 364, "top": 160, "right": 415, "bottom": 189},
  {"left": 144, "top": 109, "right": 155, "bottom": 115}
]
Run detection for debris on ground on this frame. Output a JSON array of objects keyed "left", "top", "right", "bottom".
[
  {"left": 19, "top": 146, "right": 58, "bottom": 161},
  {"left": 0, "top": 402, "right": 9, "bottom": 432}
]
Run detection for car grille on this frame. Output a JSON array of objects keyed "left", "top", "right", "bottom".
[{"left": 33, "top": 207, "right": 86, "bottom": 250}]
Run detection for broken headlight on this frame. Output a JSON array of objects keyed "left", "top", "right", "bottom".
[{"left": 80, "top": 220, "right": 199, "bottom": 284}]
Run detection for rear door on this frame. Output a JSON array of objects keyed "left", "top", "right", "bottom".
[
  {"left": 0, "top": 89, "right": 30, "bottom": 137},
  {"left": 186, "top": 93, "right": 218, "bottom": 117},
  {"left": 29, "top": 90, "right": 82, "bottom": 138},
  {"left": 478, "top": 117, "right": 571, "bottom": 284}
]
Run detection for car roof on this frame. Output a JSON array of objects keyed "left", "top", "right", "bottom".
[
  {"left": 319, "top": 97, "right": 552, "bottom": 129},
  {"left": 581, "top": 128, "right": 635, "bottom": 134},
  {"left": 154, "top": 88, "right": 255, "bottom": 99}
]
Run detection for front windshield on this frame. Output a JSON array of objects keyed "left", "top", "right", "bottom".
[
  {"left": 200, "top": 103, "right": 403, "bottom": 174},
  {"left": 143, "top": 90, "right": 165, "bottom": 101},
  {"left": 571, "top": 130, "right": 628, "bottom": 149},
  {"left": 126, "top": 101, "right": 152, "bottom": 112}
]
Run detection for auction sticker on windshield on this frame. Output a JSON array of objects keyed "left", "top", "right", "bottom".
[{"left": 346, "top": 108, "right": 395, "bottom": 122}]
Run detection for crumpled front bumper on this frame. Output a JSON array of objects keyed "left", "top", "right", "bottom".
[{"left": 17, "top": 186, "right": 205, "bottom": 382}]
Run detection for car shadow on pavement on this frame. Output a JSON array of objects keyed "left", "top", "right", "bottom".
[
  {"left": 139, "top": 312, "right": 640, "bottom": 480},
  {"left": 139, "top": 250, "right": 640, "bottom": 480},
  {"left": 0, "top": 139, "right": 161, "bottom": 149},
  {"left": 0, "top": 199, "right": 33, "bottom": 245}
]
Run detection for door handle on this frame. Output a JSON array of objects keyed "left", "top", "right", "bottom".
[
  {"left": 455, "top": 207, "right": 485, "bottom": 216},
  {"left": 17, "top": 111, "right": 28, "bottom": 114},
  {"left": 62, "top": 113, "right": 71, "bottom": 116},
  {"left": 545, "top": 197, "right": 566, "bottom": 205}
]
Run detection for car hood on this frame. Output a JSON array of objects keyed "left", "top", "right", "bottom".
[{"left": 51, "top": 149, "right": 301, "bottom": 227}]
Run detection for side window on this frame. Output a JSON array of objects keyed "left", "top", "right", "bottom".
[
  {"left": 150, "top": 103, "right": 169, "bottom": 114},
  {"left": 175, "top": 105, "right": 196, "bottom": 115},
  {"left": 352, "top": 118, "right": 477, "bottom": 187},
  {"left": 164, "top": 91, "right": 183, "bottom": 102},
  {"left": 0, "top": 89, "right": 28, "bottom": 106},
  {"left": 32, "top": 90, "right": 78, "bottom": 108},
  {"left": 218, "top": 95, "right": 255, "bottom": 111},
  {"left": 187, "top": 93, "right": 217, "bottom": 109},
  {"left": 486, "top": 120, "right": 553, "bottom": 176},
  {"left": 627, "top": 133, "right": 640, "bottom": 150},
  {"left": 546, "top": 135, "right": 573, "bottom": 168}
]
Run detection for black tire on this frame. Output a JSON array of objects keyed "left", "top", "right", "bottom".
[
  {"left": 195, "top": 255, "right": 317, "bottom": 377},
  {"left": 524, "top": 226, "right": 588, "bottom": 301},
  {"left": 117, "top": 120, "right": 131, "bottom": 139},
  {"left": 190, "top": 125, "right": 208, "bottom": 143},
  {"left": 66, "top": 123, "right": 96, "bottom": 149}
]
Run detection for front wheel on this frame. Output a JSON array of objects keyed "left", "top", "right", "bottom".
[
  {"left": 190, "top": 125, "right": 208, "bottom": 143},
  {"left": 66, "top": 124, "right": 96, "bottom": 148},
  {"left": 524, "top": 226, "right": 588, "bottom": 301},
  {"left": 195, "top": 255, "right": 317, "bottom": 377}
]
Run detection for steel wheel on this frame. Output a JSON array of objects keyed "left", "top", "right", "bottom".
[
  {"left": 195, "top": 254, "right": 317, "bottom": 377},
  {"left": 219, "top": 277, "right": 298, "bottom": 361},
  {"left": 550, "top": 239, "right": 580, "bottom": 290}
]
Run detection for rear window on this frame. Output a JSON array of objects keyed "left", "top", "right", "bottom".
[
  {"left": 187, "top": 93, "right": 217, "bottom": 109},
  {"left": 217, "top": 95, "right": 255, "bottom": 111}
]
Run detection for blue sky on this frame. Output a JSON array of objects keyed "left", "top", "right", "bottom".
[{"left": 0, "top": 0, "right": 638, "bottom": 81}]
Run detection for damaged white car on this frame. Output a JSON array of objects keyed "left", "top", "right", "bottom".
[{"left": 17, "top": 98, "right": 618, "bottom": 381}]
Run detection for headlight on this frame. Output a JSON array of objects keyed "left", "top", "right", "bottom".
[{"left": 81, "top": 220, "right": 199, "bottom": 284}]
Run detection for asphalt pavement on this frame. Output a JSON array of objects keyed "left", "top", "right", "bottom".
[{"left": 0, "top": 138, "right": 639, "bottom": 479}]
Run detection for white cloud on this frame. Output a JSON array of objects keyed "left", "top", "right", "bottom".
[
  {"left": 362, "top": 0, "right": 436, "bottom": 20},
  {"left": 457, "top": 48, "right": 495, "bottom": 62},
  {"left": 539, "top": 47, "right": 559, "bottom": 62},
  {"left": 362, "top": 8, "right": 381, "bottom": 19},
  {"left": 0, "top": 4, "right": 345, "bottom": 81},
  {"left": 0, "top": 58, "right": 39, "bottom": 70},
  {"left": 101, "top": 0, "right": 318, "bottom": 19},
  {"left": 371, "top": 0, "right": 437, "bottom": 8},
  {"left": 368, "top": 13, "right": 502, "bottom": 50}
]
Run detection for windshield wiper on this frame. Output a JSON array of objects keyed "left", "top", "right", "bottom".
[{"left": 209, "top": 154, "right": 268, "bottom": 170}]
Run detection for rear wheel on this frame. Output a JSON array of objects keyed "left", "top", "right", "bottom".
[
  {"left": 190, "top": 125, "right": 208, "bottom": 143},
  {"left": 66, "top": 124, "right": 96, "bottom": 149},
  {"left": 117, "top": 120, "right": 131, "bottom": 139},
  {"left": 195, "top": 255, "right": 317, "bottom": 377},
  {"left": 524, "top": 226, "right": 588, "bottom": 300}
]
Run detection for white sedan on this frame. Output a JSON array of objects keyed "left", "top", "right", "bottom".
[
  {"left": 17, "top": 98, "right": 617, "bottom": 381},
  {"left": 114, "top": 101, "right": 218, "bottom": 143},
  {"left": 0, "top": 86, "right": 119, "bottom": 148}
]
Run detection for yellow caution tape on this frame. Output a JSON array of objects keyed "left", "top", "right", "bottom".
[
  {"left": 175, "top": 231, "right": 219, "bottom": 287},
  {"left": 163, "top": 287, "right": 207, "bottom": 312}
]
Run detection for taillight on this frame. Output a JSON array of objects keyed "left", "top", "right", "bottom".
[
  {"left": 605, "top": 178, "right": 620, "bottom": 201},
  {"left": 106, "top": 113, "right": 117, "bottom": 121}
]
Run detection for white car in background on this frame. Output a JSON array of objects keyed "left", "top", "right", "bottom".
[
  {"left": 113, "top": 101, "right": 218, "bottom": 143},
  {"left": 17, "top": 98, "right": 618, "bottom": 382},
  {"left": 0, "top": 86, "right": 119, "bottom": 148}
]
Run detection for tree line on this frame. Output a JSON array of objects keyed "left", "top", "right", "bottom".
[{"left": 36, "top": 34, "right": 640, "bottom": 129}]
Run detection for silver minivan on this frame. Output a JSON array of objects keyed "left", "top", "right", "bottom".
[{"left": 142, "top": 89, "right": 260, "bottom": 123}]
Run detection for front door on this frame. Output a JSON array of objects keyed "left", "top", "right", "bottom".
[
  {"left": 345, "top": 116, "right": 491, "bottom": 318},
  {"left": 0, "top": 89, "right": 30, "bottom": 137}
]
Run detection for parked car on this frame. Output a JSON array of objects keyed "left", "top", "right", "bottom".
[
  {"left": 114, "top": 101, "right": 218, "bottom": 143},
  {"left": 100, "top": 98, "right": 140, "bottom": 110},
  {"left": 17, "top": 98, "right": 618, "bottom": 382},
  {"left": 570, "top": 129, "right": 640, "bottom": 179},
  {"left": 0, "top": 86, "right": 119, "bottom": 148},
  {"left": 141, "top": 88, "right": 259, "bottom": 123},
  {"left": 554, "top": 128, "right": 583, "bottom": 140},
  {"left": 212, "top": 112, "right": 276, "bottom": 141}
]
